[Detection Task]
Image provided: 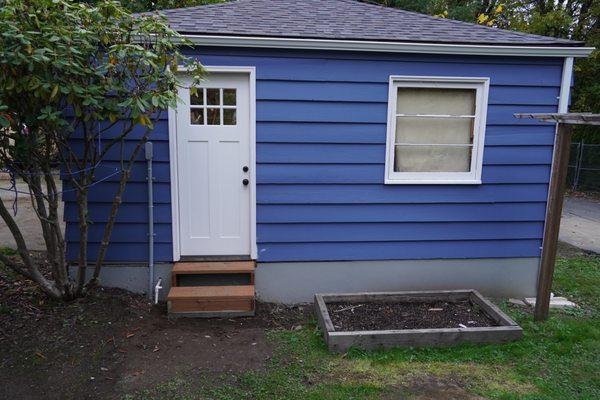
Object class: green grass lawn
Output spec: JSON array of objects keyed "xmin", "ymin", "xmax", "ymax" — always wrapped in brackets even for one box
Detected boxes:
[{"xmin": 127, "ymin": 255, "xmax": 597, "ymax": 399}]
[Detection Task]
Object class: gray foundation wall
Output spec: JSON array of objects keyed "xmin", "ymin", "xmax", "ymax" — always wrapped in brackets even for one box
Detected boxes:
[
  {"xmin": 69, "ymin": 263, "xmax": 173, "ymax": 301},
  {"xmin": 255, "ymin": 258, "xmax": 540, "ymax": 304},
  {"xmin": 73, "ymin": 257, "xmax": 539, "ymax": 304}
]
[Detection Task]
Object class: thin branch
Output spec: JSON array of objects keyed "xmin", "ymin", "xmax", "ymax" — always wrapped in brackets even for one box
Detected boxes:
[{"xmin": 89, "ymin": 128, "xmax": 151, "ymax": 284}]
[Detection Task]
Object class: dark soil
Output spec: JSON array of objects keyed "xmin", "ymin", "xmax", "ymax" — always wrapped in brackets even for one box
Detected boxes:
[
  {"xmin": 0, "ymin": 263, "xmax": 310, "ymax": 400},
  {"xmin": 327, "ymin": 300, "xmax": 498, "ymax": 331},
  {"xmin": 557, "ymin": 240, "xmax": 597, "ymax": 259},
  {"xmin": 566, "ymin": 189, "xmax": 600, "ymax": 202}
]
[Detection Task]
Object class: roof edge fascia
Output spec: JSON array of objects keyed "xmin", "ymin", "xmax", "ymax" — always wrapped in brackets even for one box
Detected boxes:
[{"xmin": 182, "ymin": 34, "xmax": 594, "ymax": 58}]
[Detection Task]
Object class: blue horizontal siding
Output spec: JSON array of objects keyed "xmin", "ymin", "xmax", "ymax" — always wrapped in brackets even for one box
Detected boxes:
[
  {"xmin": 257, "ymin": 81, "xmax": 560, "ymax": 106},
  {"xmin": 258, "ymin": 122, "xmax": 386, "ymax": 144},
  {"xmin": 64, "ymin": 203, "xmax": 171, "ymax": 223},
  {"xmin": 69, "ymin": 220, "xmax": 544, "ymax": 244},
  {"xmin": 63, "ymin": 182, "xmax": 172, "ymax": 203},
  {"xmin": 257, "ymin": 222, "xmax": 544, "ymax": 242},
  {"xmin": 93, "ymin": 161, "xmax": 171, "ymax": 183},
  {"xmin": 66, "ymin": 239, "xmax": 541, "ymax": 262},
  {"xmin": 63, "ymin": 182, "xmax": 550, "ymax": 205},
  {"xmin": 66, "ymin": 223, "xmax": 172, "ymax": 243},
  {"xmin": 196, "ymin": 53, "xmax": 562, "ymax": 86},
  {"xmin": 65, "ymin": 202, "xmax": 546, "ymax": 224},
  {"xmin": 257, "ymin": 203, "xmax": 547, "ymax": 223},
  {"xmin": 67, "ymin": 243, "xmax": 173, "ymax": 262},
  {"xmin": 64, "ymin": 47, "xmax": 563, "ymax": 263},
  {"xmin": 257, "ymin": 164, "xmax": 551, "ymax": 184},
  {"xmin": 69, "ymin": 140, "xmax": 170, "ymax": 162},
  {"xmin": 64, "ymin": 201, "xmax": 547, "ymax": 224},
  {"xmin": 257, "ymin": 240, "xmax": 542, "ymax": 262},
  {"xmin": 256, "ymin": 184, "xmax": 549, "ymax": 204}
]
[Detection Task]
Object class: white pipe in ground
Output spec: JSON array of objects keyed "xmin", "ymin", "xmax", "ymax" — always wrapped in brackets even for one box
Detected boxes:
[{"xmin": 154, "ymin": 278, "xmax": 162, "ymax": 305}]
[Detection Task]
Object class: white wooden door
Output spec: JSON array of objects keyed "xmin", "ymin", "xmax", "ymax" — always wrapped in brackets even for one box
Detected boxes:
[{"xmin": 176, "ymin": 73, "xmax": 251, "ymax": 256}]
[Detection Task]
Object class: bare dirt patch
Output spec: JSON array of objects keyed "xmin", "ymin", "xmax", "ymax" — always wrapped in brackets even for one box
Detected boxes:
[
  {"xmin": 327, "ymin": 301, "xmax": 497, "ymax": 331},
  {"xmin": 0, "ymin": 269, "xmax": 310, "ymax": 400},
  {"xmin": 396, "ymin": 375, "xmax": 488, "ymax": 399}
]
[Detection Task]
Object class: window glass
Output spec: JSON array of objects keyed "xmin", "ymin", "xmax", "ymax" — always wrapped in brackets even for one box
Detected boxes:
[
  {"xmin": 223, "ymin": 89, "xmax": 237, "ymax": 106},
  {"xmin": 207, "ymin": 108, "xmax": 220, "ymax": 125},
  {"xmin": 190, "ymin": 108, "xmax": 204, "ymax": 125},
  {"xmin": 206, "ymin": 88, "xmax": 220, "ymax": 105},
  {"xmin": 395, "ymin": 146, "xmax": 472, "ymax": 172},
  {"xmin": 190, "ymin": 88, "xmax": 204, "ymax": 105},
  {"xmin": 394, "ymin": 87, "xmax": 476, "ymax": 173},
  {"xmin": 396, "ymin": 88, "xmax": 475, "ymax": 115},
  {"xmin": 395, "ymin": 117, "xmax": 474, "ymax": 145},
  {"xmin": 223, "ymin": 109, "xmax": 237, "ymax": 125}
]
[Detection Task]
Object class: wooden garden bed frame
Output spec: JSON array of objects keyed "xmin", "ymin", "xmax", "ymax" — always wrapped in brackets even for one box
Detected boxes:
[{"xmin": 314, "ymin": 290, "xmax": 523, "ymax": 353}]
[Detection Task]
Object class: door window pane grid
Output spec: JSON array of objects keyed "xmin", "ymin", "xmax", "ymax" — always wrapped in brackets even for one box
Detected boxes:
[{"xmin": 190, "ymin": 88, "xmax": 237, "ymax": 126}]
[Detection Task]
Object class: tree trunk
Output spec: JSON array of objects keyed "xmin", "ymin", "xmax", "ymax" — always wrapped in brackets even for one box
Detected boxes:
[
  {"xmin": 75, "ymin": 188, "xmax": 89, "ymax": 296},
  {"xmin": 0, "ymin": 196, "xmax": 62, "ymax": 298},
  {"xmin": 44, "ymin": 172, "xmax": 70, "ymax": 294}
]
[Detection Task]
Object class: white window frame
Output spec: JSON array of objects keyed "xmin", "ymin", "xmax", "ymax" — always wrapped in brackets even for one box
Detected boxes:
[{"xmin": 384, "ymin": 76, "xmax": 490, "ymax": 185}]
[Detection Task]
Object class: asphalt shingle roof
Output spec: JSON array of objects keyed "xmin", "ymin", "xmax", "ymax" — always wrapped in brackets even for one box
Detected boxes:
[{"xmin": 156, "ymin": 0, "xmax": 581, "ymax": 47}]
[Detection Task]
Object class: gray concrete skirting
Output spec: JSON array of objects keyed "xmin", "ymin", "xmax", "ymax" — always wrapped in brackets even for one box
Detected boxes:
[
  {"xmin": 255, "ymin": 258, "xmax": 540, "ymax": 304},
  {"xmin": 69, "ymin": 263, "xmax": 173, "ymax": 301},
  {"xmin": 71, "ymin": 257, "xmax": 539, "ymax": 304}
]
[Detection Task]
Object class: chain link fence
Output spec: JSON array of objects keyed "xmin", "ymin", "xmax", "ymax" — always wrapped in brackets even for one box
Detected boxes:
[{"xmin": 568, "ymin": 142, "xmax": 600, "ymax": 192}]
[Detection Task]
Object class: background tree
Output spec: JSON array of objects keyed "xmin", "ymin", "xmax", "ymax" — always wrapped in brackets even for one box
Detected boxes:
[
  {"xmin": 372, "ymin": 0, "xmax": 599, "ymax": 142},
  {"xmin": 75, "ymin": 0, "xmax": 224, "ymax": 13},
  {"xmin": 0, "ymin": 0, "xmax": 204, "ymax": 299}
]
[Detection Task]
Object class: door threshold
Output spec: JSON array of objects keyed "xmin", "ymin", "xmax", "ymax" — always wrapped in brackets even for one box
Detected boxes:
[{"xmin": 180, "ymin": 255, "xmax": 253, "ymax": 262}]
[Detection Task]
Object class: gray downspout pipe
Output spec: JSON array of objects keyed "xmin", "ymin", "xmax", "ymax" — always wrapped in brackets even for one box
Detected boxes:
[{"xmin": 145, "ymin": 142, "xmax": 155, "ymax": 300}]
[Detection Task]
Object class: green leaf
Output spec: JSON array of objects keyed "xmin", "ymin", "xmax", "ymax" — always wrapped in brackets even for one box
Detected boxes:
[{"xmin": 50, "ymin": 85, "xmax": 59, "ymax": 100}]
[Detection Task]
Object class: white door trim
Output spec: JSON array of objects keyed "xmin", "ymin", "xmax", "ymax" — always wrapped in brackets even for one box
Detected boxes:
[{"xmin": 169, "ymin": 66, "xmax": 257, "ymax": 261}]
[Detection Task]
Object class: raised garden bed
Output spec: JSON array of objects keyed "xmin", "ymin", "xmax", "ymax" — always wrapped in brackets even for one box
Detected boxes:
[{"xmin": 314, "ymin": 290, "xmax": 522, "ymax": 353}]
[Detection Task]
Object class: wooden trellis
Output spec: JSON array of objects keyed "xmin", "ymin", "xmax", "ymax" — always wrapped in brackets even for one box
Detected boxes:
[{"xmin": 514, "ymin": 113, "xmax": 600, "ymax": 321}]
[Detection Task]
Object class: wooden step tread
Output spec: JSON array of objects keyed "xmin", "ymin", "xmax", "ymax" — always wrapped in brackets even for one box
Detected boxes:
[
  {"xmin": 167, "ymin": 285, "xmax": 254, "ymax": 301},
  {"xmin": 172, "ymin": 261, "xmax": 255, "ymax": 275}
]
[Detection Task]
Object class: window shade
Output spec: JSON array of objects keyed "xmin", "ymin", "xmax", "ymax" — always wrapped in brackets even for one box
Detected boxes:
[{"xmin": 394, "ymin": 88, "xmax": 476, "ymax": 173}]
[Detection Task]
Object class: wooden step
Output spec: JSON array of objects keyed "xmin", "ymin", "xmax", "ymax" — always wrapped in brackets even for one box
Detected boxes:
[
  {"xmin": 167, "ymin": 285, "xmax": 255, "ymax": 317},
  {"xmin": 167, "ymin": 285, "xmax": 254, "ymax": 300},
  {"xmin": 172, "ymin": 261, "xmax": 255, "ymax": 275}
]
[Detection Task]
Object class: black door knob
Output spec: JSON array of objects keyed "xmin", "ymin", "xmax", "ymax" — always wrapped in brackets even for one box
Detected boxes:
[
  {"xmin": 242, "ymin": 179, "xmax": 249, "ymax": 186},
  {"xmin": 242, "ymin": 166, "xmax": 249, "ymax": 172}
]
